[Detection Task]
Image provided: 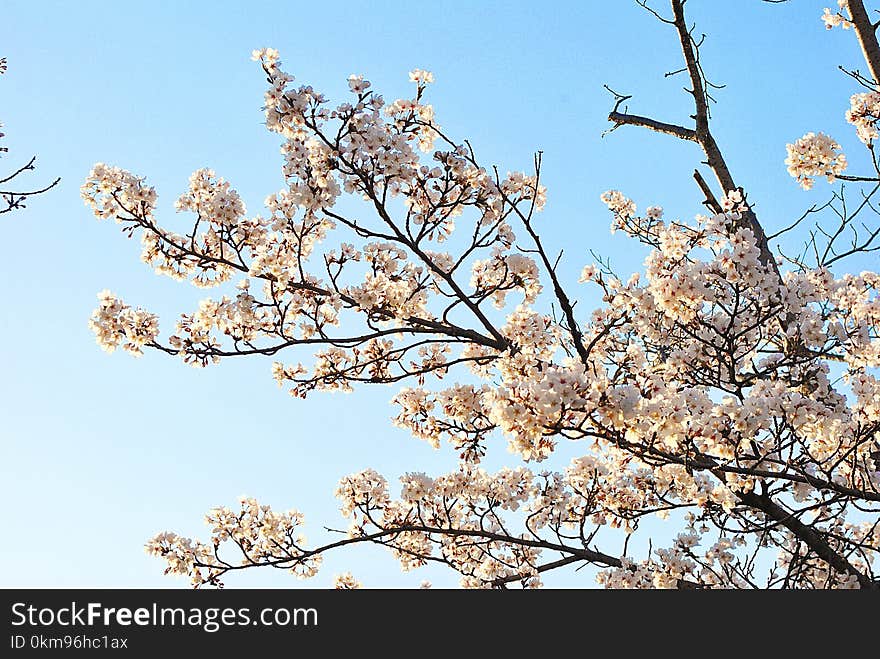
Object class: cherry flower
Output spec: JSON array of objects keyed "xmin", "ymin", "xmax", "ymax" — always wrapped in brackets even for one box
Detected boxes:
[
  {"xmin": 846, "ymin": 92, "xmax": 880, "ymax": 144},
  {"xmin": 332, "ymin": 573, "xmax": 362, "ymax": 589},
  {"xmin": 409, "ymin": 69, "xmax": 435, "ymax": 85},
  {"xmin": 785, "ymin": 132, "xmax": 847, "ymax": 189},
  {"xmin": 822, "ymin": 1, "xmax": 853, "ymax": 29},
  {"xmin": 89, "ymin": 290, "xmax": 159, "ymax": 357}
]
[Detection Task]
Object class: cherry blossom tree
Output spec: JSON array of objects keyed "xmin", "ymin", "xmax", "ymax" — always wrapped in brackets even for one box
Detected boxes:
[
  {"xmin": 83, "ymin": 1, "xmax": 880, "ymax": 589},
  {"xmin": 1, "ymin": 58, "xmax": 59, "ymax": 215}
]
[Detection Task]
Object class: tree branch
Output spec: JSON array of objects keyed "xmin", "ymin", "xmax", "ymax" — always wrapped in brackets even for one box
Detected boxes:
[
  {"xmin": 606, "ymin": 111, "xmax": 696, "ymax": 141},
  {"xmin": 668, "ymin": 0, "xmax": 777, "ymax": 269},
  {"xmin": 693, "ymin": 168, "xmax": 722, "ymax": 213},
  {"xmin": 736, "ymin": 490, "xmax": 877, "ymax": 589},
  {"xmin": 846, "ymin": 0, "xmax": 880, "ymax": 87}
]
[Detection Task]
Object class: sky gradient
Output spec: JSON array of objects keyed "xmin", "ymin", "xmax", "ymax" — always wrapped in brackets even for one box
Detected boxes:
[{"xmin": 0, "ymin": 0, "xmax": 868, "ymax": 587}]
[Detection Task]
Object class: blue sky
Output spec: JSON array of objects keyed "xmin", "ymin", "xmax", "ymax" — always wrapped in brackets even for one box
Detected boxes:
[{"xmin": 0, "ymin": 0, "xmax": 869, "ymax": 587}]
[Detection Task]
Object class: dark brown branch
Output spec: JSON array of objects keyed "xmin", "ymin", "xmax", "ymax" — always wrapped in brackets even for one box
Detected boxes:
[
  {"xmin": 669, "ymin": 0, "xmax": 778, "ymax": 269},
  {"xmin": 0, "ymin": 155, "xmax": 37, "ymax": 184},
  {"xmin": 490, "ymin": 555, "xmax": 582, "ymax": 586},
  {"xmin": 606, "ymin": 111, "xmax": 696, "ymax": 141},
  {"xmin": 836, "ymin": 173, "xmax": 880, "ymax": 182},
  {"xmin": 846, "ymin": 0, "xmax": 880, "ymax": 87},
  {"xmin": 198, "ymin": 523, "xmax": 626, "ymax": 575},
  {"xmin": 0, "ymin": 156, "xmax": 60, "ymax": 215},
  {"xmin": 120, "ymin": 208, "xmax": 506, "ymax": 352},
  {"xmin": 617, "ymin": 437, "xmax": 880, "ymax": 504},
  {"xmin": 736, "ymin": 490, "xmax": 877, "ymax": 589},
  {"xmin": 597, "ymin": 1, "xmax": 871, "ymax": 586},
  {"xmin": 606, "ymin": 2, "xmax": 778, "ymax": 269},
  {"xmin": 693, "ymin": 169, "xmax": 722, "ymax": 214},
  {"xmin": 502, "ymin": 153, "xmax": 591, "ymax": 366},
  {"xmin": 195, "ymin": 520, "xmax": 706, "ymax": 589}
]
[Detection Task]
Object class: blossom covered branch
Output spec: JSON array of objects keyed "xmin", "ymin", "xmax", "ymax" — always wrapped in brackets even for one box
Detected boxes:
[{"xmin": 85, "ymin": 3, "xmax": 880, "ymax": 588}]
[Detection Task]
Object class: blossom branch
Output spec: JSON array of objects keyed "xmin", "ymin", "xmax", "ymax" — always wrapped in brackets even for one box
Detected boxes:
[{"xmin": 83, "ymin": 25, "xmax": 880, "ymax": 589}]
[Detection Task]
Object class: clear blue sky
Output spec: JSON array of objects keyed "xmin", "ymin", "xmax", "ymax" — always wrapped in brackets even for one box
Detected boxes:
[{"xmin": 0, "ymin": 0, "xmax": 867, "ymax": 587}]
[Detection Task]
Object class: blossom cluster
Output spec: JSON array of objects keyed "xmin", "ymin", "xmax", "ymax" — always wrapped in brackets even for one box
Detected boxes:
[
  {"xmin": 785, "ymin": 132, "xmax": 847, "ymax": 189},
  {"xmin": 88, "ymin": 290, "xmax": 159, "ymax": 356},
  {"xmin": 846, "ymin": 92, "xmax": 880, "ymax": 144},
  {"xmin": 145, "ymin": 496, "xmax": 321, "ymax": 587},
  {"xmin": 81, "ymin": 163, "xmax": 157, "ymax": 221},
  {"xmin": 333, "ymin": 572, "xmax": 362, "ymax": 589},
  {"xmin": 822, "ymin": 1, "xmax": 853, "ymax": 30}
]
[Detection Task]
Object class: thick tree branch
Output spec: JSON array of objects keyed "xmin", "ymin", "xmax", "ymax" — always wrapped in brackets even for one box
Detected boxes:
[
  {"xmin": 670, "ymin": 0, "xmax": 778, "ymax": 270},
  {"xmin": 846, "ymin": 0, "xmax": 880, "ymax": 87},
  {"xmin": 736, "ymin": 490, "xmax": 877, "ymax": 589},
  {"xmin": 606, "ymin": 111, "xmax": 697, "ymax": 141},
  {"xmin": 601, "ymin": 1, "xmax": 878, "ymax": 585},
  {"xmin": 607, "ymin": 1, "xmax": 778, "ymax": 269},
  {"xmin": 670, "ymin": 1, "xmax": 734, "ymax": 190},
  {"xmin": 693, "ymin": 169, "xmax": 722, "ymax": 213}
]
